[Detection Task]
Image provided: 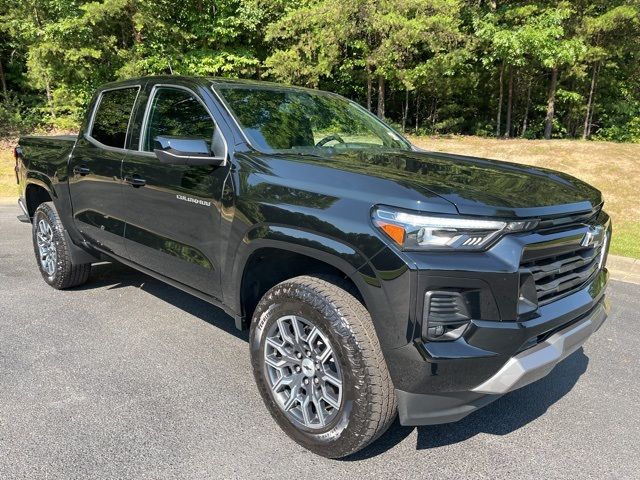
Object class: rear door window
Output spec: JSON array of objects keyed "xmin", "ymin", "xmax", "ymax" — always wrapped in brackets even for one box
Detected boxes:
[{"xmin": 90, "ymin": 87, "xmax": 139, "ymax": 148}]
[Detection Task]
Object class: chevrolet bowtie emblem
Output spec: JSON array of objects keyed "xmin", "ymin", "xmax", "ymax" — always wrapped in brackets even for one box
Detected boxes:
[{"xmin": 581, "ymin": 225, "xmax": 604, "ymax": 248}]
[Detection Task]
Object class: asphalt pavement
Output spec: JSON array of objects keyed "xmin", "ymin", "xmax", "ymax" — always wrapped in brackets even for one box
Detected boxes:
[{"xmin": 0, "ymin": 200, "xmax": 638, "ymax": 479}]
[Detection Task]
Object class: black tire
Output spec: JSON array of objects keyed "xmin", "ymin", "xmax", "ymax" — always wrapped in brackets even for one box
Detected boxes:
[
  {"xmin": 250, "ymin": 275, "xmax": 397, "ymax": 458},
  {"xmin": 32, "ymin": 202, "xmax": 91, "ymax": 289}
]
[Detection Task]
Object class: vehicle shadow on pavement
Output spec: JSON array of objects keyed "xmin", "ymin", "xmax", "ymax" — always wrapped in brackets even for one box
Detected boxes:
[
  {"xmin": 345, "ymin": 346, "xmax": 589, "ymax": 460},
  {"xmin": 78, "ymin": 261, "xmax": 249, "ymax": 341}
]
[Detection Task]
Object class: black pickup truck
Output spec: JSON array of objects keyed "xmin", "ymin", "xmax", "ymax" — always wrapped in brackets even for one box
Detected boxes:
[{"xmin": 14, "ymin": 76, "xmax": 611, "ymax": 458}]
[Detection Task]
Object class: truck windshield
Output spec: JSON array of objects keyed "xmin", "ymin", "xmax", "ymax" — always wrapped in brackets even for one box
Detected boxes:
[{"xmin": 216, "ymin": 86, "xmax": 411, "ymax": 153}]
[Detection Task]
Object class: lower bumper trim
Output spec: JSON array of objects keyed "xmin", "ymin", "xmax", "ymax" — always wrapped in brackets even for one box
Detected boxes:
[
  {"xmin": 397, "ymin": 390, "xmax": 499, "ymax": 426},
  {"xmin": 471, "ymin": 300, "xmax": 608, "ymax": 395}
]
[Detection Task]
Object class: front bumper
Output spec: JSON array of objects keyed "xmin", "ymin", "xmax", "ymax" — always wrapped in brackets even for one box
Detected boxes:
[
  {"xmin": 361, "ymin": 208, "xmax": 611, "ymax": 426},
  {"xmin": 397, "ymin": 294, "xmax": 608, "ymax": 426}
]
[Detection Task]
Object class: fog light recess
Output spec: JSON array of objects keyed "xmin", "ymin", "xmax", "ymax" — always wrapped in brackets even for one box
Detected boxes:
[{"xmin": 422, "ymin": 290, "xmax": 471, "ymax": 341}]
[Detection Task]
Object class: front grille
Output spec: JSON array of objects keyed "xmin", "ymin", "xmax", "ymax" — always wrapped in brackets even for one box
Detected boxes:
[
  {"xmin": 520, "ymin": 238, "xmax": 605, "ymax": 305},
  {"xmin": 535, "ymin": 208, "xmax": 600, "ymax": 231}
]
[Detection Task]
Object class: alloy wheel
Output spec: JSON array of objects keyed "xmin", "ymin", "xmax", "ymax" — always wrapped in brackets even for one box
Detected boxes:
[
  {"xmin": 264, "ymin": 315, "xmax": 343, "ymax": 430},
  {"xmin": 36, "ymin": 218, "xmax": 56, "ymax": 276}
]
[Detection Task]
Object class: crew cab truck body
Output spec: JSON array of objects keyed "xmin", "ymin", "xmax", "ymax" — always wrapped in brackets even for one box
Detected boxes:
[{"xmin": 15, "ymin": 76, "xmax": 611, "ymax": 458}]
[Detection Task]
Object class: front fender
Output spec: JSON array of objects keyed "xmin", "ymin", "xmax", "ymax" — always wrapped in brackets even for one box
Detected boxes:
[
  {"xmin": 247, "ymin": 224, "xmax": 370, "ymax": 272},
  {"xmin": 225, "ymin": 224, "xmax": 415, "ymax": 352},
  {"xmin": 226, "ymin": 224, "xmax": 374, "ymax": 309}
]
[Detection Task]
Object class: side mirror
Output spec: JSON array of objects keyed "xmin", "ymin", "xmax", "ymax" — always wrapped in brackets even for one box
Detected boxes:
[{"xmin": 153, "ymin": 136, "xmax": 226, "ymax": 166}]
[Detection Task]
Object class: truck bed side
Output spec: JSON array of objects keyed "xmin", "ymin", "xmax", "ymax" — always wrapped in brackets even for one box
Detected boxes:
[{"xmin": 17, "ymin": 134, "xmax": 78, "ymax": 220}]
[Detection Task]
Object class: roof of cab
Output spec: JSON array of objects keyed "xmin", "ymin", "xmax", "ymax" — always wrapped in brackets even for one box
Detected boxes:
[{"xmin": 96, "ymin": 75, "xmax": 330, "ymax": 95}]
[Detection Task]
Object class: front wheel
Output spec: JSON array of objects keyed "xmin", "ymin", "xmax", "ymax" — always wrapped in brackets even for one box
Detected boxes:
[
  {"xmin": 32, "ymin": 202, "xmax": 91, "ymax": 289},
  {"xmin": 250, "ymin": 275, "xmax": 396, "ymax": 458}
]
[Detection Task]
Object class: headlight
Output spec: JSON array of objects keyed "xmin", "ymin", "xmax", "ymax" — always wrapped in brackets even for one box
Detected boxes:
[{"xmin": 373, "ymin": 206, "xmax": 537, "ymax": 251}]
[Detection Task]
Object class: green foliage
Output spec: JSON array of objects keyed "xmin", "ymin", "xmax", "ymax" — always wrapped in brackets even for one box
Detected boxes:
[
  {"xmin": 596, "ymin": 116, "xmax": 640, "ymax": 143},
  {"xmin": 0, "ymin": 0, "xmax": 638, "ymax": 141}
]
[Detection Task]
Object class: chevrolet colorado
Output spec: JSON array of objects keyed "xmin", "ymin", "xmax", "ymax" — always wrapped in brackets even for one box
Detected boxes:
[{"xmin": 14, "ymin": 76, "xmax": 611, "ymax": 458}]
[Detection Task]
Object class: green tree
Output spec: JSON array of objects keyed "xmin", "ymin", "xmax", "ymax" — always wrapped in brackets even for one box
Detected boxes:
[
  {"xmin": 0, "ymin": 0, "xmax": 638, "ymax": 141},
  {"xmin": 264, "ymin": 0, "xmax": 465, "ymax": 119}
]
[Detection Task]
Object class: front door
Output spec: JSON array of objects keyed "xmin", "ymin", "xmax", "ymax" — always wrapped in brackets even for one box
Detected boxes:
[
  {"xmin": 69, "ymin": 85, "xmax": 141, "ymax": 256},
  {"xmin": 121, "ymin": 85, "xmax": 230, "ymax": 299}
]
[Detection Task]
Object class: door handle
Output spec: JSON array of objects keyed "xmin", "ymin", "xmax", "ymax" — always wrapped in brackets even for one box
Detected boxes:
[
  {"xmin": 73, "ymin": 165, "xmax": 91, "ymax": 176},
  {"xmin": 124, "ymin": 174, "xmax": 146, "ymax": 188}
]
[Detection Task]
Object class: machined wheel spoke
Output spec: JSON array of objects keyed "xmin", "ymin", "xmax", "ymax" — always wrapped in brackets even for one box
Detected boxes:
[
  {"xmin": 320, "ymin": 367, "xmax": 342, "ymax": 388},
  {"xmin": 320, "ymin": 385, "xmax": 341, "ymax": 410},
  {"xmin": 264, "ymin": 354, "xmax": 288, "ymax": 369},
  {"xmin": 276, "ymin": 317, "xmax": 296, "ymax": 346},
  {"xmin": 316, "ymin": 346, "xmax": 332, "ymax": 364},
  {"xmin": 312, "ymin": 397, "xmax": 325, "ymax": 427},
  {"xmin": 271, "ymin": 373, "xmax": 297, "ymax": 393},
  {"xmin": 290, "ymin": 317, "xmax": 309, "ymax": 351},
  {"xmin": 300, "ymin": 395, "xmax": 313, "ymax": 425},
  {"xmin": 283, "ymin": 385, "xmax": 300, "ymax": 411},
  {"xmin": 265, "ymin": 337, "xmax": 299, "ymax": 366},
  {"xmin": 305, "ymin": 327, "xmax": 319, "ymax": 347}
]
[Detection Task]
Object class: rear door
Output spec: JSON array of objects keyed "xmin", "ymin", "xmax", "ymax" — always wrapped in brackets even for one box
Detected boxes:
[
  {"xmin": 120, "ymin": 83, "xmax": 231, "ymax": 299},
  {"xmin": 69, "ymin": 85, "xmax": 141, "ymax": 256}
]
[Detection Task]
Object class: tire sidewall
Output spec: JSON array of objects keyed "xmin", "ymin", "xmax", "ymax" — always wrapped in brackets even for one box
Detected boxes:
[{"xmin": 250, "ymin": 282, "xmax": 370, "ymax": 457}]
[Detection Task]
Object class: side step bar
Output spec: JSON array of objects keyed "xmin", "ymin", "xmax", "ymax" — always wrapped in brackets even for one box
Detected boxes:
[{"xmin": 17, "ymin": 198, "xmax": 30, "ymax": 223}]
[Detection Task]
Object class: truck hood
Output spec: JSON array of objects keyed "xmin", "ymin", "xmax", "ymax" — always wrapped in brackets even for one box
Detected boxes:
[{"xmin": 248, "ymin": 149, "xmax": 603, "ymax": 219}]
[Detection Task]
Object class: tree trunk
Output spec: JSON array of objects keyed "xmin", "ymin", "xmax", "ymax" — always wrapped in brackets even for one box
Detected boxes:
[
  {"xmin": 587, "ymin": 93, "xmax": 596, "ymax": 137},
  {"xmin": 0, "ymin": 57, "xmax": 8, "ymax": 103},
  {"xmin": 521, "ymin": 77, "xmax": 532, "ymax": 137},
  {"xmin": 415, "ymin": 93, "xmax": 420, "ymax": 133},
  {"xmin": 432, "ymin": 98, "xmax": 438, "ymax": 132},
  {"xmin": 44, "ymin": 76, "xmax": 55, "ymax": 118},
  {"xmin": 377, "ymin": 75, "xmax": 385, "ymax": 119},
  {"xmin": 544, "ymin": 67, "xmax": 558, "ymax": 140},
  {"xmin": 582, "ymin": 62, "xmax": 599, "ymax": 140},
  {"xmin": 504, "ymin": 66, "xmax": 514, "ymax": 138},
  {"xmin": 496, "ymin": 62, "xmax": 504, "ymax": 137},
  {"xmin": 402, "ymin": 87, "xmax": 409, "ymax": 131},
  {"xmin": 366, "ymin": 67, "xmax": 372, "ymax": 112}
]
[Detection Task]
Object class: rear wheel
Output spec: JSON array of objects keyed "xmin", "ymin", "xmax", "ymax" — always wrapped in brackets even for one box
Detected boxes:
[
  {"xmin": 32, "ymin": 202, "xmax": 91, "ymax": 289},
  {"xmin": 250, "ymin": 275, "xmax": 396, "ymax": 458}
]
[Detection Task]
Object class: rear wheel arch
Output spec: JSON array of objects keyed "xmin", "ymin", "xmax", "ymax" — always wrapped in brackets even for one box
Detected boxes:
[{"xmin": 25, "ymin": 183, "xmax": 53, "ymax": 219}]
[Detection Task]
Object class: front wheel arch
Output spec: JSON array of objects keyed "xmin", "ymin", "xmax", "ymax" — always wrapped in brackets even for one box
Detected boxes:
[{"xmin": 237, "ymin": 245, "xmax": 368, "ymax": 329}]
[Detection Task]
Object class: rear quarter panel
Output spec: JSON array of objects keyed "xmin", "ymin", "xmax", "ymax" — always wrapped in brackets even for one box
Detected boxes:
[{"xmin": 18, "ymin": 135, "xmax": 78, "ymax": 229}]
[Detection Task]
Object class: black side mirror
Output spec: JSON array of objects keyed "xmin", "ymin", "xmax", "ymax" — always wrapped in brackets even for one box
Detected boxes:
[{"xmin": 153, "ymin": 136, "xmax": 226, "ymax": 166}]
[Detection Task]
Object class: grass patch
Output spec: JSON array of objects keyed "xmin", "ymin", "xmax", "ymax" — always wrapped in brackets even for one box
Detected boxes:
[
  {"xmin": 0, "ymin": 144, "xmax": 18, "ymax": 199},
  {"xmin": 610, "ymin": 222, "xmax": 640, "ymax": 259}
]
